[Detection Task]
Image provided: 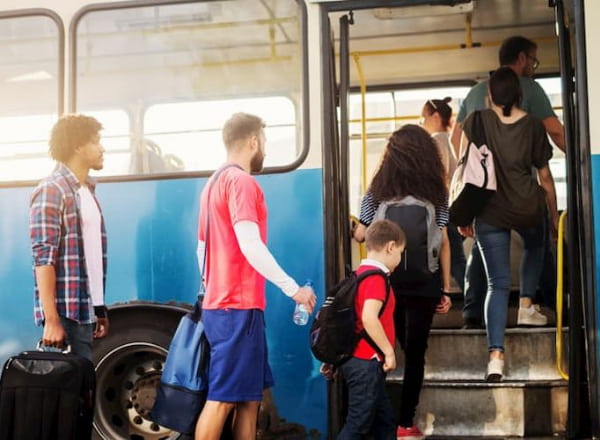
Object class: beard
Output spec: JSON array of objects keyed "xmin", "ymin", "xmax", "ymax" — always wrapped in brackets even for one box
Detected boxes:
[
  {"xmin": 91, "ymin": 157, "xmax": 104, "ymax": 171},
  {"xmin": 250, "ymin": 149, "xmax": 265, "ymax": 173}
]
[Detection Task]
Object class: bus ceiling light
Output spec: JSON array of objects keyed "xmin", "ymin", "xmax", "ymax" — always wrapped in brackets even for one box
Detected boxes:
[
  {"xmin": 6, "ymin": 70, "xmax": 53, "ymax": 82},
  {"xmin": 373, "ymin": 2, "xmax": 474, "ymax": 19}
]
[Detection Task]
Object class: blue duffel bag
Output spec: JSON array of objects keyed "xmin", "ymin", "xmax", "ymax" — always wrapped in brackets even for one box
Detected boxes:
[{"xmin": 151, "ymin": 299, "xmax": 209, "ymax": 434}]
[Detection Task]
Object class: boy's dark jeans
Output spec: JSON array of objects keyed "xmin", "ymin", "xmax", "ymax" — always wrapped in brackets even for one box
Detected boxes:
[{"xmin": 338, "ymin": 358, "xmax": 396, "ymax": 439}]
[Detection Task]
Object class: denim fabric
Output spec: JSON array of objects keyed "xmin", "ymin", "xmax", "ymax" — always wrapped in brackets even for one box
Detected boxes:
[
  {"xmin": 59, "ymin": 316, "xmax": 94, "ymax": 360},
  {"xmin": 338, "ymin": 358, "xmax": 396, "ymax": 440},
  {"xmin": 474, "ymin": 219, "xmax": 545, "ymax": 351},
  {"xmin": 462, "ymin": 242, "xmax": 487, "ymax": 324},
  {"xmin": 448, "ymin": 223, "xmax": 466, "ymax": 293},
  {"xmin": 538, "ymin": 213, "xmax": 557, "ymax": 310},
  {"xmin": 395, "ymin": 296, "xmax": 438, "ymax": 427}
]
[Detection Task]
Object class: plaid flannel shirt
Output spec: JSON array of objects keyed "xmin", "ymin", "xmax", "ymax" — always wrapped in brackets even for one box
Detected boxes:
[{"xmin": 30, "ymin": 163, "xmax": 107, "ymax": 326}]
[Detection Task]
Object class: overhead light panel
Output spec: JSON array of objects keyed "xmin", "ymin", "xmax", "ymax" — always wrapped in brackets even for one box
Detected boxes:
[
  {"xmin": 373, "ymin": 2, "xmax": 474, "ymax": 19},
  {"xmin": 6, "ymin": 71, "xmax": 53, "ymax": 83}
]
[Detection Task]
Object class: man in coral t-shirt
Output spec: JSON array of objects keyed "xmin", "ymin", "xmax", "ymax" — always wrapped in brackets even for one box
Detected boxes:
[{"xmin": 194, "ymin": 113, "xmax": 316, "ymax": 440}]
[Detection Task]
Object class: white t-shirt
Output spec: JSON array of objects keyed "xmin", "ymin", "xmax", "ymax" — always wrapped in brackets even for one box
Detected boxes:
[
  {"xmin": 432, "ymin": 131, "xmax": 457, "ymax": 186},
  {"xmin": 78, "ymin": 186, "xmax": 104, "ymax": 307}
]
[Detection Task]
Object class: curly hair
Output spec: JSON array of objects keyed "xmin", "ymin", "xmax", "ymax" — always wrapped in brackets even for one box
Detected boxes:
[
  {"xmin": 49, "ymin": 114, "xmax": 102, "ymax": 162},
  {"xmin": 369, "ymin": 124, "xmax": 447, "ymax": 206}
]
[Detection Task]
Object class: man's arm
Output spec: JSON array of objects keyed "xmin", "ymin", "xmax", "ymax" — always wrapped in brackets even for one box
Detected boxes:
[
  {"xmin": 30, "ymin": 183, "xmax": 65, "ymax": 346},
  {"xmin": 362, "ymin": 299, "xmax": 395, "ymax": 372},
  {"xmin": 35, "ymin": 265, "xmax": 66, "ymax": 347},
  {"xmin": 233, "ymin": 220, "xmax": 315, "ymax": 312},
  {"xmin": 542, "ymin": 116, "xmax": 566, "ymax": 153}
]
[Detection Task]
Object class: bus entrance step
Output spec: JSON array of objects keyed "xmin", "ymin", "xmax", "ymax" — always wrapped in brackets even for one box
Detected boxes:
[
  {"xmin": 390, "ymin": 327, "xmax": 568, "ymax": 382},
  {"xmin": 386, "ymin": 380, "xmax": 567, "ymax": 438}
]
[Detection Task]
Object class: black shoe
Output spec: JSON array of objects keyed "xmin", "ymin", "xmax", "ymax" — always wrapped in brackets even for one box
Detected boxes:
[{"xmin": 462, "ymin": 319, "xmax": 484, "ymax": 329}]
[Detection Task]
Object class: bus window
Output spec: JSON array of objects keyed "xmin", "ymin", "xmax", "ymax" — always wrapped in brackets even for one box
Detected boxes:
[
  {"xmin": 74, "ymin": 0, "xmax": 303, "ymax": 177},
  {"xmin": 144, "ymin": 96, "xmax": 296, "ymax": 172},
  {"xmin": 0, "ymin": 14, "xmax": 61, "ymax": 183},
  {"xmin": 86, "ymin": 110, "xmax": 131, "ymax": 177}
]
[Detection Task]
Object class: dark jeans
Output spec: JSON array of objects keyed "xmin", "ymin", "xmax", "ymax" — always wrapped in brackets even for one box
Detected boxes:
[
  {"xmin": 448, "ymin": 223, "xmax": 466, "ymax": 293},
  {"xmin": 395, "ymin": 295, "xmax": 438, "ymax": 428},
  {"xmin": 462, "ymin": 242, "xmax": 487, "ymax": 325},
  {"xmin": 338, "ymin": 358, "xmax": 396, "ymax": 440},
  {"xmin": 539, "ymin": 213, "xmax": 557, "ymax": 310},
  {"xmin": 58, "ymin": 316, "xmax": 94, "ymax": 360}
]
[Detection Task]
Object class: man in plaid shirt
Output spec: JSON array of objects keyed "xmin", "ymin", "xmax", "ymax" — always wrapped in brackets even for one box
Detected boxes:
[{"xmin": 29, "ymin": 114, "xmax": 109, "ymax": 360}]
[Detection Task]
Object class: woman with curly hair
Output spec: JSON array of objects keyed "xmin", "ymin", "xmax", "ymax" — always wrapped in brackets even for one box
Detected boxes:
[{"xmin": 353, "ymin": 124, "xmax": 452, "ymax": 439}]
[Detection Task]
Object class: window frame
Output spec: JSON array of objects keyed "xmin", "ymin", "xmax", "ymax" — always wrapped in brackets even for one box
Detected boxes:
[
  {"xmin": 0, "ymin": 8, "xmax": 65, "ymax": 188},
  {"xmin": 69, "ymin": 0, "xmax": 310, "ymax": 182}
]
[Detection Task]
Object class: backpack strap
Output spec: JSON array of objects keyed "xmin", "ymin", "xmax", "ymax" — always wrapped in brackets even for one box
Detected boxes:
[
  {"xmin": 355, "ymin": 269, "xmax": 392, "ymax": 359},
  {"xmin": 471, "ymin": 110, "xmax": 488, "ymax": 148}
]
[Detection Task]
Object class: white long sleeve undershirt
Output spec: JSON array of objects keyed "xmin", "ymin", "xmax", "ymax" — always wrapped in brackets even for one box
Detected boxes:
[{"xmin": 197, "ymin": 220, "xmax": 299, "ymax": 297}]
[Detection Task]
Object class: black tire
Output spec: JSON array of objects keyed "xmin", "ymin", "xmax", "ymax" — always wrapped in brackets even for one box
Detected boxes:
[{"xmin": 91, "ymin": 304, "xmax": 189, "ymax": 440}]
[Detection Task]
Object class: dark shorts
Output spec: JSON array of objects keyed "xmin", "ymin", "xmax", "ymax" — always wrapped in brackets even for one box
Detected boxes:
[{"xmin": 203, "ymin": 309, "xmax": 274, "ymax": 402}]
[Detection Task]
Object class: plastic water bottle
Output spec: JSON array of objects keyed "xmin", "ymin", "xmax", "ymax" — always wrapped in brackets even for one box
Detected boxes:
[{"xmin": 293, "ymin": 280, "xmax": 313, "ymax": 326}]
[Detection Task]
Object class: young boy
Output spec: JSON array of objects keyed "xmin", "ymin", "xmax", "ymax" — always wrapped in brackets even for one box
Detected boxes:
[{"xmin": 336, "ymin": 219, "xmax": 406, "ymax": 439}]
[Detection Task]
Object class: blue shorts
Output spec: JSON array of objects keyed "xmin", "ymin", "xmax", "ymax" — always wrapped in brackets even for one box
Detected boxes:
[{"xmin": 203, "ymin": 309, "xmax": 274, "ymax": 402}]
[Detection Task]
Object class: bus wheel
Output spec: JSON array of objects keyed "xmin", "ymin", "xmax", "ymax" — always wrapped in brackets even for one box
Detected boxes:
[{"xmin": 91, "ymin": 305, "xmax": 189, "ymax": 440}]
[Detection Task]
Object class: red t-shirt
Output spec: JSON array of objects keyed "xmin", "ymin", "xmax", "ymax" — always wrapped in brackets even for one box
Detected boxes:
[
  {"xmin": 198, "ymin": 165, "xmax": 268, "ymax": 310},
  {"xmin": 353, "ymin": 264, "xmax": 395, "ymax": 360}
]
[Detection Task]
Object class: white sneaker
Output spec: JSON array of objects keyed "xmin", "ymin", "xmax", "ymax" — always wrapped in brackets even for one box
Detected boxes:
[
  {"xmin": 486, "ymin": 358, "xmax": 504, "ymax": 382},
  {"xmin": 517, "ymin": 305, "xmax": 548, "ymax": 326}
]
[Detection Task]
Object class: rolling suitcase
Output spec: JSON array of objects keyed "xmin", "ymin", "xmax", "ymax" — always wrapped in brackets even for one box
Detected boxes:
[{"xmin": 0, "ymin": 344, "xmax": 96, "ymax": 440}]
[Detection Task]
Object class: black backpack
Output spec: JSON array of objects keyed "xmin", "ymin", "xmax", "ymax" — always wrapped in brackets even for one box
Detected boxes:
[
  {"xmin": 373, "ymin": 196, "xmax": 442, "ymax": 283},
  {"xmin": 309, "ymin": 269, "xmax": 390, "ymax": 366}
]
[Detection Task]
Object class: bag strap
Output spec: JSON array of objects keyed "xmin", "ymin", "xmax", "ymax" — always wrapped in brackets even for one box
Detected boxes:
[
  {"xmin": 471, "ymin": 110, "xmax": 488, "ymax": 148},
  {"xmin": 355, "ymin": 269, "xmax": 392, "ymax": 359},
  {"xmin": 198, "ymin": 164, "xmax": 243, "ymax": 310}
]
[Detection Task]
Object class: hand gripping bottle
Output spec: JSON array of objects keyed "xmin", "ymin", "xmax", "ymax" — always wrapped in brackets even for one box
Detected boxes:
[{"xmin": 293, "ymin": 280, "xmax": 313, "ymax": 326}]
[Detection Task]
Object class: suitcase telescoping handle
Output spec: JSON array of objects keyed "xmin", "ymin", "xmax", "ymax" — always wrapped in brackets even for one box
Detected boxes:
[{"xmin": 37, "ymin": 340, "xmax": 72, "ymax": 354}]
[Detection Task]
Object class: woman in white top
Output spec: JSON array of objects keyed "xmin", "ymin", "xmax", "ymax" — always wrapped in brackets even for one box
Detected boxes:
[{"xmin": 421, "ymin": 97, "xmax": 466, "ymax": 295}]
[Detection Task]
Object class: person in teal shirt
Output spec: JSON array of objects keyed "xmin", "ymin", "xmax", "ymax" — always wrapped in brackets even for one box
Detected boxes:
[
  {"xmin": 451, "ymin": 36, "xmax": 565, "ymax": 155},
  {"xmin": 451, "ymin": 36, "xmax": 563, "ymax": 329}
]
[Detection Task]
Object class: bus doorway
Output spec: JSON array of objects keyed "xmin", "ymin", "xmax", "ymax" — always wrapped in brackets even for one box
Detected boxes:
[{"xmin": 319, "ymin": 0, "xmax": 597, "ymax": 437}]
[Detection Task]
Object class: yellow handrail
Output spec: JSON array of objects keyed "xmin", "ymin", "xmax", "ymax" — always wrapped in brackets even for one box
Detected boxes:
[
  {"xmin": 352, "ymin": 53, "xmax": 368, "ymax": 194},
  {"xmin": 556, "ymin": 211, "xmax": 569, "ymax": 380}
]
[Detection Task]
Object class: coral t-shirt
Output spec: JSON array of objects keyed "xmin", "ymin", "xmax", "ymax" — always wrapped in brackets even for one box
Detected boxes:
[
  {"xmin": 353, "ymin": 263, "xmax": 395, "ymax": 361},
  {"xmin": 198, "ymin": 165, "xmax": 268, "ymax": 310}
]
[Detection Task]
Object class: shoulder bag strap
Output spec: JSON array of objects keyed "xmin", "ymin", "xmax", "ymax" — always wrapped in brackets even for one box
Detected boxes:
[
  {"xmin": 199, "ymin": 164, "xmax": 243, "ymax": 297},
  {"xmin": 356, "ymin": 270, "xmax": 392, "ymax": 359},
  {"xmin": 471, "ymin": 110, "xmax": 488, "ymax": 148}
]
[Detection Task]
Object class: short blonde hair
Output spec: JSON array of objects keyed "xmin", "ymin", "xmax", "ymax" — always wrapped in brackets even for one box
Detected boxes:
[{"xmin": 222, "ymin": 113, "xmax": 265, "ymax": 151}]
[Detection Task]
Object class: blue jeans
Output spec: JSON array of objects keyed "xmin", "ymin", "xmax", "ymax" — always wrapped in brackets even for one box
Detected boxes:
[
  {"xmin": 474, "ymin": 219, "xmax": 545, "ymax": 352},
  {"xmin": 338, "ymin": 358, "xmax": 396, "ymax": 440},
  {"xmin": 448, "ymin": 223, "xmax": 466, "ymax": 293},
  {"xmin": 59, "ymin": 316, "xmax": 94, "ymax": 360}
]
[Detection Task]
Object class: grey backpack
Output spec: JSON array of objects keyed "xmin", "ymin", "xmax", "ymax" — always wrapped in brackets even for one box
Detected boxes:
[{"xmin": 373, "ymin": 196, "xmax": 442, "ymax": 282}]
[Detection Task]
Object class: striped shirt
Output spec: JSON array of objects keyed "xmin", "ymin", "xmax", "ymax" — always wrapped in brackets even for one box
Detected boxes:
[
  {"xmin": 30, "ymin": 163, "xmax": 107, "ymax": 326},
  {"xmin": 358, "ymin": 191, "xmax": 449, "ymax": 228}
]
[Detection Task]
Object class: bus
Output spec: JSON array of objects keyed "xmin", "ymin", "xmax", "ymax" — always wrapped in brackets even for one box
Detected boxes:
[{"xmin": 0, "ymin": 0, "xmax": 598, "ymax": 438}]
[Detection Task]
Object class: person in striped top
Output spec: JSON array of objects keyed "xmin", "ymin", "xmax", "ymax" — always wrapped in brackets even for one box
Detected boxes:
[{"xmin": 353, "ymin": 125, "xmax": 452, "ymax": 439}]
